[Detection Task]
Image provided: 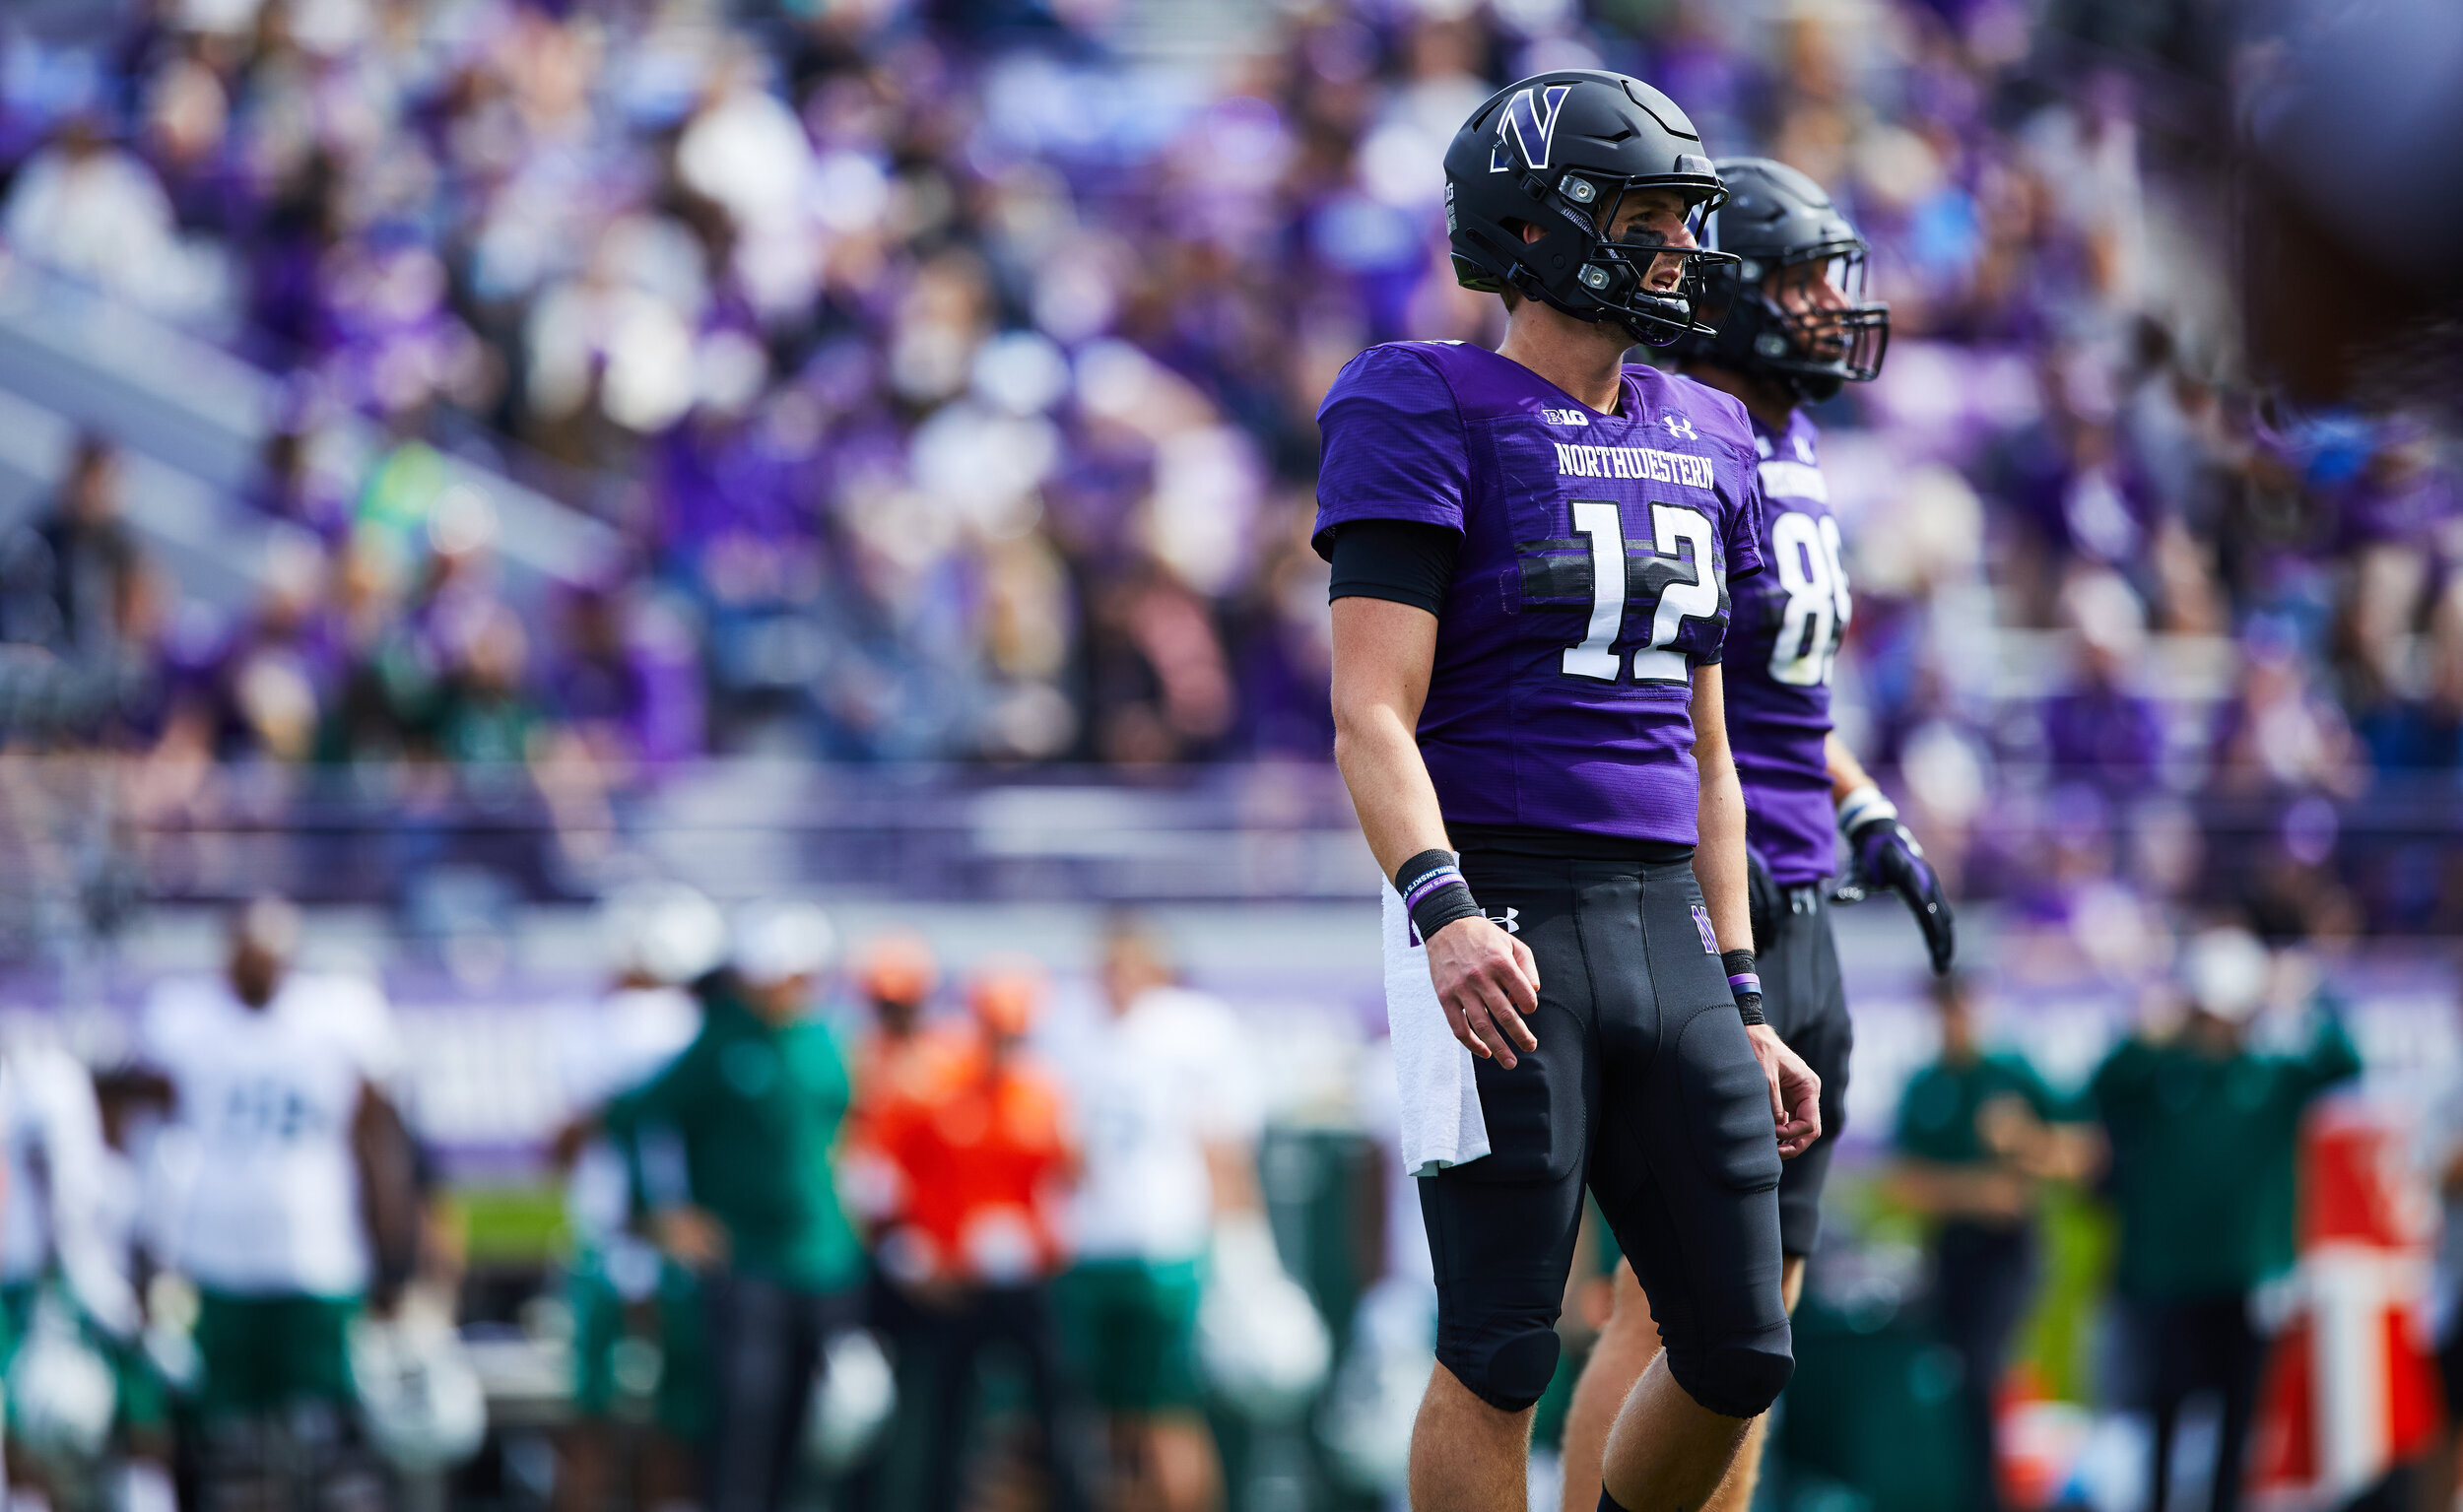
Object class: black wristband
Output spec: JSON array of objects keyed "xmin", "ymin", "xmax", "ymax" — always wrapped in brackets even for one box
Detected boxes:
[
  {"xmin": 1395, "ymin": 849, "xmax": 1482, "ymax": 947},
  {"xmin": 1721, "ymin": 949, "xmax": 1765, "ymax": 1026}
]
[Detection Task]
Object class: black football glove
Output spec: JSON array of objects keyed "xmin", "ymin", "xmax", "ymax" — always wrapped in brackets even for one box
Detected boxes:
[{"xmin": 1833, "ymin": 788, "xmax": 1956, "ymax": 974}]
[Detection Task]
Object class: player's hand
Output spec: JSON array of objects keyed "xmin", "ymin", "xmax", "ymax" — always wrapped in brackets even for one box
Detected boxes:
[
  {"xmin": 653, "ymin": 1205, "xmax": 729, "ymax": 1270},
  {"xmin": 1747, "ymin": 1023, "xmax": 1822, "ymax": 1159},
  {"xmin": 1842, "ymin": 814, "xmax": 1956, "ymax": 973},
  {"xmin": 1425, "ymin": 915, "xmax": 1541, "ymax": 1070}
]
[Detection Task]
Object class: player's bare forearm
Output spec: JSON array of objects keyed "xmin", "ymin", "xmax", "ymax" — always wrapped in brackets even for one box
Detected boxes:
[
  {"xmin": 1698, "ymin": 665, "xmax": 1819, "ymax": 1153},
  {"xmin": 1689, "ymin": 664, "xmax": 1752, "ymax": 952},
  {"xmin": 1331, "ymin": 594, "xmax": 1540, "ymax": 1065},
  {"xmin": 1330, "ymin": 596, "xmax": 1450, "ymax": 875},
  {"xmin": 1204, "ymin": 1139, "xmax": 1264, "ymax": 1215},
  {"xmin": 1824, "ymin": 731, "xmax": 1876, "ymax": 805}
]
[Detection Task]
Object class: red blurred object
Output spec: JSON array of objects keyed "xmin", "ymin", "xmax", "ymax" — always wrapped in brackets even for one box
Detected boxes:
[
  {"xmin": 1994, "ymin": 1363, "xmax": 2094, "ymax": 1511},
  {"xmin": 857, "ymin": 1034, "xmax": 1074, "ymax": 1285},
  {"xmin": 2252, "ymin": 1107, "xmax": 2443, "ymax": 1502}
]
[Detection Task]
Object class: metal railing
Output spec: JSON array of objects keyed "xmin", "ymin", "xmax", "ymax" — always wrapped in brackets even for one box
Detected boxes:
[{"xmin": 0, "ymin": 753, "xmax": 2453, "ymax": 920}]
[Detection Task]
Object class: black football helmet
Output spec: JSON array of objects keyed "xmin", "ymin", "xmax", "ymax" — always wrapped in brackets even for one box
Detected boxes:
[
  {"xmin": 1676, "ymin": 158, "xmax": 1888, "ymax": 401},
  {"xmin": 1444, "ymin": 71, "xmax": 1739, "ymax": 348}
]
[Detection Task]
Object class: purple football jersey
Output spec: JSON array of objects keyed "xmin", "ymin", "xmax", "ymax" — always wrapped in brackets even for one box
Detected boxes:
[
  {"xmin": 1722, "ymin": 409, "xmax": 1848, "ymax": 885},
  {"xmin": 1313, "ymin": 342, "xmax": 1765, "ymax": 847}
]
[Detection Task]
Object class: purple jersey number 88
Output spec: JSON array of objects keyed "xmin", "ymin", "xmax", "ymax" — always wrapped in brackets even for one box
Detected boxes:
[{"xmin": 1765, "ymin": 510, "xmax": 1850, "ymax": 688}]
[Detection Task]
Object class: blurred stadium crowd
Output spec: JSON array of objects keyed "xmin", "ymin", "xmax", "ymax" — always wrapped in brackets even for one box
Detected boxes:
[{"xmin": 0, "ymin": 0, "xmax": 2456, "ymax": 934}]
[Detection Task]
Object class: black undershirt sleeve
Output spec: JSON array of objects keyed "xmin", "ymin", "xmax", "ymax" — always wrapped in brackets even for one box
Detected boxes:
[{"xmin": 1326, "ymin": 518, "xmax": 1462, "ymax": 616}]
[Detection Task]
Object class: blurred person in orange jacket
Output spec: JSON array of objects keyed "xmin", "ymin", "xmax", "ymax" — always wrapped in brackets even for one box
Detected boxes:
[
  {"xmin": 837, "ymin": 928, "xmax": 966, "ymax": 1506},
  {"xmin": 858, "ymin": 958, "xmax": 1089, "ymax": 1512},
  {"xmin": 843, "ymin": 930, "xmax": 965, "ymax": 1150}
]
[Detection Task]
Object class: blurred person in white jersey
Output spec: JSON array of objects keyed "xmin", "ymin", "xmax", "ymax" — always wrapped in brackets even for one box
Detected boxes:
[
  {"xmin": 136, "ymin": 896, "xmax": 420, "ymax": 1481},
  {"xmin": 549, "ymin": 880, "xmax": 727, "ymax": 1512},
  {"xmin": 0, "ymin": 1037, "xmax": 163, "ymax": 1507},
  {"xmin": 1054, "ymin": 914, "xmax": 1296, "ymax": 1512}
]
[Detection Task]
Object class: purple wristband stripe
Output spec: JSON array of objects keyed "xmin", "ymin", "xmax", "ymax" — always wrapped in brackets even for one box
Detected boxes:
[
  {"xmin": 1727, "ymin": 972, "xmax": 1762, "ymax": 996},
  {"xmin": 1402, "ymin": 867, "xmax": 1465, "ymax": 911}
]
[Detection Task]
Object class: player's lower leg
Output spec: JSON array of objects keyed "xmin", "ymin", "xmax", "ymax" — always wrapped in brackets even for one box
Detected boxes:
[
  {"xmin": 1597, "ymin": 1349, "xmax": 1753, "ymax": 1511},
  {"xmin": 1558, "ymin": 1264, "xmax": 1658, "ymax": 1512},
  {"xmin": 1570, "ymin": 1257, "xmax": 1808, "ymax": 1512},
  {"xmin": 1408, "ymin": 1361, "xmax": 1534, "ymax": 1512},
  {"xmin": 1147, "ymin": 1414, "xmax": 1222, "ymax": 1512}
]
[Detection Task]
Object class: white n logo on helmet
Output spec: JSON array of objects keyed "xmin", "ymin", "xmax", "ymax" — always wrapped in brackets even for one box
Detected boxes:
[{"xmin": 1489, "ymin": 85, "xmax": 1572, "ymax": 173}]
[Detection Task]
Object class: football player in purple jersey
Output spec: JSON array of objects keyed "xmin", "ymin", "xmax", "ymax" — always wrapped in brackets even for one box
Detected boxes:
[
  {"xmin": 1556, "ymin": 159, "xmax": 1958, "ymax": 1512},
  {"xmin": 1317, "ymin": 74, "xmax": 1824, "ymax": 1512}
]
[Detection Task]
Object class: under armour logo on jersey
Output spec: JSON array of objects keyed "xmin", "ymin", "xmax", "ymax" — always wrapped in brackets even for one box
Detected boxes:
[
  {"xmin": 1489, "ymin": 85, "xmax": 1572, "ymax": 172},
  {"xmin": 1661, "ymin": 414, "xmax": 1699, "ymax": 441},
  {"xmin": 1540, "ymin": 408, "xmax": 1590, "ymax": 427},
  {"xmin": 1486, "ymin": 906, "xmax": 1520, "ymax": 934}
]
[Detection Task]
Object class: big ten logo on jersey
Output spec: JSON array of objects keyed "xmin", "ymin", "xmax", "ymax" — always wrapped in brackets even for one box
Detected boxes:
[
  {"xmin": 1767, "ymin": 511, "xmax": 1850, "ymax": 687},
  {"xmin": 1539, "ymin": 408, "xmax": 1590, "ymax": 427},
  {"xmin": 223, "ymin": 1077, "xmax": 324, "ymax": 1142}
]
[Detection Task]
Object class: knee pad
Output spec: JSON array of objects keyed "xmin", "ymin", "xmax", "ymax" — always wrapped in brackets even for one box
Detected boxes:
[
  {"xmin": 1665, "ymin": 1340, "xmax": 1794, "ymax": 1420},
  {"xmin": 1436, "ymin": 1322, "xmax": 1562, "ymax": 1413}
]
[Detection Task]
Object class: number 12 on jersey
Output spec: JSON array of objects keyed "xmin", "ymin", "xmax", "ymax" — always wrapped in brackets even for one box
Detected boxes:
[{"xmin": 1562, "ymin": 500, "xmax": 1722, "ymax": 684}]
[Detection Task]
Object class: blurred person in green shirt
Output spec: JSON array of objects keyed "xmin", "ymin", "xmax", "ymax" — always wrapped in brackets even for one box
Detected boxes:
[
  {"xmin": 602, "ymin": 899, "xmax": 864, "ymax": 1512},
  {"xmin": 545, "ymin": 882, "xmax": 726, "ymax": 1512},
  {"xmin": 2090, "ymin": 926, "xmax": 2360, "ymax": 1512},
  {"xmin": 1890, "ymin": 972, "xmax": 2087, "ymax": 1512}
]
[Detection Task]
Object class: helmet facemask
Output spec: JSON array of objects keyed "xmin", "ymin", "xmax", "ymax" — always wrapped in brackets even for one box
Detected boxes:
[
  {"xmin": 1728, "ymin": 238, "xmax": 1889, "ymax": 399},
  {"xmin": 1592, "ymin": 186, "xmax": 1744, "ymax": 347},
  {"xmin": 1502, "ymin": 175, "xmax": 1741, "ymax": 348}
]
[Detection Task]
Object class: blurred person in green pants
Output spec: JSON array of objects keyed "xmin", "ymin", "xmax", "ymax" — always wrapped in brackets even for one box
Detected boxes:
[
  {"xmin": 2092, "ymin": 926, "xmax": 2360, "ymax": 1512},
  {"xmin": 1890, "ymin": 973, "xmax": 2088, "ymax": 1511},
  {"xmin": 2, "ymin": 1039, "xmax": 164, "ymax": 1507},
  {"xmin": 1055, "ymin": 917, "xmax": 1270, "ymax": 1512},
  {"xmin": 602, "ymin": 899, "xmax": 866, "ymax": 1512},
  {"xmin": 547, "ymin": 881, "xmax": 726, "ymax": 1512},
  {"xmin": 137, "ymin": 899, "xmax": 421, "ymax": 1415}
]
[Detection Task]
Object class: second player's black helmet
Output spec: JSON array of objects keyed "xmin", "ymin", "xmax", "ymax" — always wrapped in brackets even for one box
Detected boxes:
[
  {"xmin": 1444, "ymin": 71, "xmax": 1738, "ymax": 347},
  {"xmin": 1677, "ymin": 158, "xmax": 1889, "ymax": 401}
]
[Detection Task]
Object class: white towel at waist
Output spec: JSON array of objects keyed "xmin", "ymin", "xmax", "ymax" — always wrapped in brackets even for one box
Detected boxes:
[{"xmin": 1380, "ymin": 884, "xmax": 1490, "ymax": 1177}]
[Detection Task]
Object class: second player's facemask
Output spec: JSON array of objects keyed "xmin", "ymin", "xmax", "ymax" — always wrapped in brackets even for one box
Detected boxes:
[{"xmin": 1703, "ymin": 238, "xmax": 1889, "ymax": 398}]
